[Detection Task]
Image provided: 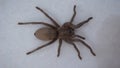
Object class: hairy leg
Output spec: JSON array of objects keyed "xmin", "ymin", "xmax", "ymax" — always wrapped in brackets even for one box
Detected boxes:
[
  {"xmin": 73, "ymin": 35, "xmax": 85, "ymax": 40},
  {"xmin": 36, "ymin": 7, "xmax": 60, "ymax": 27},
  {"xmin": 74, "ymin": 17, "xmax": 93, "ymax": 29},
  {"xmin": 72, "ymin": 39, "xmax": 96, "ymax": 56},
  {"xmin": 57, "ymin": 39, "xmax": 62, "ymax": 57},
  {"xmin": 70, "ymin": 5, "xmax": 76, "ymax": 23},
  {"xmin": 65, "ymin": 40, "xmax": 82, "ymax": 60},
  {"xmin": 26, "ymin": 38, "xmax": 57, "ymax": 55},
  {"xmin": 18, "ymin": 22, "xmax": 56, "ymax": 29}
]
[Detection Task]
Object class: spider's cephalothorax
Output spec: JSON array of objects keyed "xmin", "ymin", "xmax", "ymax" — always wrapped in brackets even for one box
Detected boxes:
[
  {"xmin": 58, "ymin": 22, "xmax": 75, "ymax": 39},
  {"xmin": 18, "ymin": 5, "xmax": 96, "ymax": 60}
]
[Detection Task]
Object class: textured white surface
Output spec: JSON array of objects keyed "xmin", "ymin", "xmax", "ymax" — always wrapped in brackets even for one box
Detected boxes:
[{"xmin": 0, "ymin": 0, "xmax": 120, "ymax": 68}]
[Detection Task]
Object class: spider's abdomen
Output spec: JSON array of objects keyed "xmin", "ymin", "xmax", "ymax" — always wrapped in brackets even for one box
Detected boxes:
[{"xmin": 34, "ymin": 27, "xmax": 57, "ymax": 41}]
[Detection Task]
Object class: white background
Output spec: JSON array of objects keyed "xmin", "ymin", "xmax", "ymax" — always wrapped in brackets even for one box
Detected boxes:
[{"xmin": 0, "ymin": 0, "xmax": 120, "ymax": 68}]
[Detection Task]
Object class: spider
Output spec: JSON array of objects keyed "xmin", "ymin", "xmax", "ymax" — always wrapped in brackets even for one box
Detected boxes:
[{"xmin": 18, "ymin": 5, "xmax": 96, "ymax": 60}]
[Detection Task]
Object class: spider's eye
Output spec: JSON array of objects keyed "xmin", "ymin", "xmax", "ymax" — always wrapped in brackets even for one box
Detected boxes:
[{"xmin": 67, "ymin": 29, "xmax": 73, "ymax": 34}]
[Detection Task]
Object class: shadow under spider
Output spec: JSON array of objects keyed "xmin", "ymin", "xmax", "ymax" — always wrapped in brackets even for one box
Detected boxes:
[{"xmin": 18, "ymin": 5, "xmax": 96, "ymax": 60}]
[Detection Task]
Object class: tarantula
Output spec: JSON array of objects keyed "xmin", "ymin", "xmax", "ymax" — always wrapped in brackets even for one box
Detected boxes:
[{"xmin": 18, "ymin": 5, "xmax": 96, "ymax": 60}]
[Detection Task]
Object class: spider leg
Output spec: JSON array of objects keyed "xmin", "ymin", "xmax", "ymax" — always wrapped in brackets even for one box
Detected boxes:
[
  {"xmin": 73, "ymin": 35, "xmax": 85, "ymax": 40},
  {"xmin": 36, "ymin": 7, "xmax": 60, "ymax": 27},
  {"xmin": 72, "ymin": 39, "xmax": 96, "ymax": 56},
  {"xmin": 72, "ymin": 42, "xmax": 82, "ymax": 60},
  {"xmin": 18, "ymin": 22, "xmax": 56, "ymax": 29},
  {"xmin": 26, "ymin": 38, "xmax": 57, "ymax": 55},
  {"xmin": 70, "ymin": 5, "xmax": 76, "ymax": 23},
  {"xmin": 65, "ymin": 40, "xmax": 82, "ymax": 60},
  {"xmin": 57, "ymin": 39, "xmax": 62, "ymax": 57},
  {"xmin": 74, "ymin": 17, "xmax": 93, "ymax": 29}
]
